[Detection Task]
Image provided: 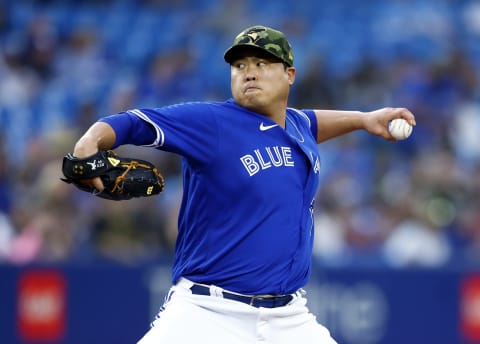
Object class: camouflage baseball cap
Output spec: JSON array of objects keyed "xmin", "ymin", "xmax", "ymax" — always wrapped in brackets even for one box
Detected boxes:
[{"xmin": 224, "ymin": 25, "xmax": 294, "ymax": 66}]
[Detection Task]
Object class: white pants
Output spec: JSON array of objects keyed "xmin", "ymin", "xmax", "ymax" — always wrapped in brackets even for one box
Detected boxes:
[{"xmin": 137, "ymin": 278, "xmax": 337, "ymax": 344}]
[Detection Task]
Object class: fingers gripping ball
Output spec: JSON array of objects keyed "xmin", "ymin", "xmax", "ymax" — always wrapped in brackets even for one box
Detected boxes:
[
  {"xmin": 388, "ymin": 118, "xmax": 413, "ymax": 140},
  {"xmin": 61, "ymin": 150, "xmax": 165, "ymax": 201}
]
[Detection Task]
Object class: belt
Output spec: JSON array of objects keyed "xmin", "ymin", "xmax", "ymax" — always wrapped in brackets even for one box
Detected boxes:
[{"xmin": 190, "ymin": 284, "xmax": 294, "ymax": 308}]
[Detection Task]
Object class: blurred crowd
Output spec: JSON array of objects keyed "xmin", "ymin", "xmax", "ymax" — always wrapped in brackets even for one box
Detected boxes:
[{"xmin": 0, "ymin": 0, "xmax": 479, "ymax": 268}]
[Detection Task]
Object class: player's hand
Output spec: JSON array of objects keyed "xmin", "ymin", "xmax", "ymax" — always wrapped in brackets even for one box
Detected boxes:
[
  {"xmin": 69, "ymin": 121, "xmax": 118, "ymax": 192},
  {"xmin": 363, "ymin": 107, "xmax": 416, "ymax": 141},
  {"xmin": 72, "ymin": 147, "xmax": 105, "ymax": 192},
  {"xmin": 80, "ymin": 177, "xmax": 105, "ymax": 193}
]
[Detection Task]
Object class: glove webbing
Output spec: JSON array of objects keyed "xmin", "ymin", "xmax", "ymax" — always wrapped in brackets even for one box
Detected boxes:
[{"xmin": 110, "ymin": 161, "xmax": 162, "ymax": 193}]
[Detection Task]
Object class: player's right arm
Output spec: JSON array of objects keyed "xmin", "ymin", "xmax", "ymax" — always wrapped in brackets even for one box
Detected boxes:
[
  {"xmin": 72, "ymin": 121, "xmax": 117, "ymax": 191},
  {"xmin": 313, "ymin": 107, "xmax": 416, "ymax": 143}
]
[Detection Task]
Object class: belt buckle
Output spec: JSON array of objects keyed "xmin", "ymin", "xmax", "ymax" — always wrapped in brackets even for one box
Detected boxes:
[
  {"xmin": 248, "ymin": 295, "xmax": 272, "ymax": 306},
  {"xmin": 248, "ymin": 296, "xmax": 256, "ymax": 306}
]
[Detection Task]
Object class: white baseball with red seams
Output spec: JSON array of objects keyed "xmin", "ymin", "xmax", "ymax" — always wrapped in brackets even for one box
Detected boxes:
[{"xmin": 388, "ymin": 118, "xmax": 413, "ymax": 140}]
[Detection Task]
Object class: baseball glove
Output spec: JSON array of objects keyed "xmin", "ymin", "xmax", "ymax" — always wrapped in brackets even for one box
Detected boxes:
[{"xmin": 61, "ymin": 150, "xmax": 165, "ymax": 201}]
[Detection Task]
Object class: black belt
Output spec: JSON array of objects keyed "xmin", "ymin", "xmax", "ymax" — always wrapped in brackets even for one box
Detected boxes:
[{"xmin": 190, "ymin": 284, "xmax": 293, "ymax": 308}]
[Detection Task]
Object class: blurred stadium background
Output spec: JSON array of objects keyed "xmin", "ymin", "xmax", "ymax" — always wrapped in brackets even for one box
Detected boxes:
[{"xmin": 0, "ymin": 0, "xmax": 480, "ymax": 343}]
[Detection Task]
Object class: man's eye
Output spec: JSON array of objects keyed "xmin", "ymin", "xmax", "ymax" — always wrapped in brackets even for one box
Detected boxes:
[
  {"xmin": 257, "ymin": 61, "xmax": 266, "ymax": 67},
  {"xmin": 236, "ymin": 62, "xmax": 245, "ymax": 68}
]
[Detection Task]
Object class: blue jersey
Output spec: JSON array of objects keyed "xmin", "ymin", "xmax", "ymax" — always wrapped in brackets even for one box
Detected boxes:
[{"xmin": 100, "ymin": 99, "xmax": 321, "ymax": 295}]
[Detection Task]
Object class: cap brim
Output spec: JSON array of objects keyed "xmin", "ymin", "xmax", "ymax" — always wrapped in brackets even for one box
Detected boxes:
[{"xmin": 224, "ymin": 44, "xmax": 288, "ymax": 65}]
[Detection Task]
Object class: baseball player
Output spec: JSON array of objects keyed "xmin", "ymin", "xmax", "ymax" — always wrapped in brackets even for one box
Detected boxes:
[{"xmin": 70, "ymin": 26, "xmax": 416, "ymax": 343}]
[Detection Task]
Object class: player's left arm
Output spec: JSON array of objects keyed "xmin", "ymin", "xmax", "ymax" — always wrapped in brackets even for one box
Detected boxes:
[{"xmin": 313, "ymin": 108, "xmax": 416, "ymax": 144}]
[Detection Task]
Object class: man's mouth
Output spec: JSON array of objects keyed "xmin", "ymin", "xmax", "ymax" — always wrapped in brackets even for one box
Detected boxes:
[{"xmin": 244, "ymin": 85, "xmax": 260, "ymax": 93}]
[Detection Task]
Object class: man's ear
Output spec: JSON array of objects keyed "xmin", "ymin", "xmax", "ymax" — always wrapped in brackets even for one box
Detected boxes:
[{"xmin": 287, "ymin": 67, "xmax": 296, "ymax": 85}]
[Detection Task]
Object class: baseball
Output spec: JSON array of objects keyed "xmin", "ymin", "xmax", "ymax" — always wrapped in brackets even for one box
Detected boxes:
[{"xmin": 388, "ymin": 118, "xmax": 413, "ymax": 140}]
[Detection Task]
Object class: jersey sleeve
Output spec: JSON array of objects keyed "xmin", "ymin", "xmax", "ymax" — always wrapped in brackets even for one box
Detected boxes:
[
  {"xmin": 101, "ymin": 102, "xmax": 219, "ymax": 165},
  {"xmin": 99, "ymin": 112, "xmax": 157, "ymax": 148}
]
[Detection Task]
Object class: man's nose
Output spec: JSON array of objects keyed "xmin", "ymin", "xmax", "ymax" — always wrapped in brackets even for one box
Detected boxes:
[{"xmin": 245, "ymin": 66, "xmax": 257, "ymax": 81}]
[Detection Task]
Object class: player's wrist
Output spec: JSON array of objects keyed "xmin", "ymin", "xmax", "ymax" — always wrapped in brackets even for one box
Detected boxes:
[
  {"xmin": 354, "ymin": 111, "xmax": 368, "ymax": 130},
  {"xmin": 73, "ymin": 139, "xmax": 99, "ymax": 158}
]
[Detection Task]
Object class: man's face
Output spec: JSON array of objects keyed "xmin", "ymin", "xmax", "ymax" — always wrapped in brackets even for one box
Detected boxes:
[{"xmin": 229, "ymin": 48, "xmax": 295, "ymax": 114}]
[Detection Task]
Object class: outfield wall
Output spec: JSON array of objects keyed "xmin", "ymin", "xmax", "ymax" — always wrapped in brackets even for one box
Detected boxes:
[{"xmin": 0, "ymin": 261, "xmax": 477, "ymax": 344}]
